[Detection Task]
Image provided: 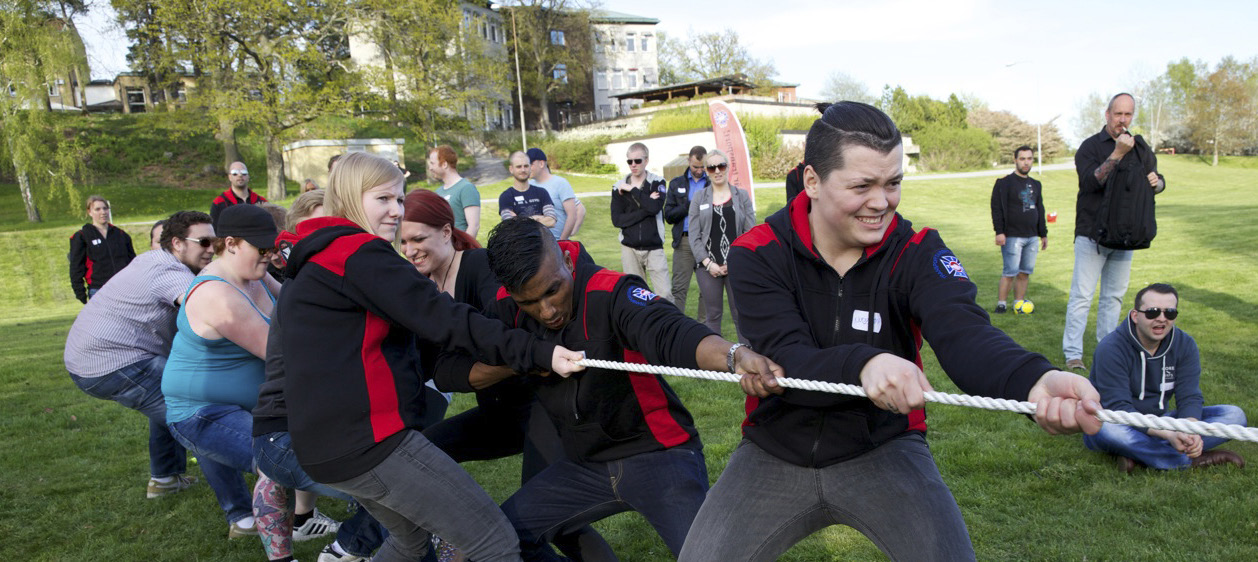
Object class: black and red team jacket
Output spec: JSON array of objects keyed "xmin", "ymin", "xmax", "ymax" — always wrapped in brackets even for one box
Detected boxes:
[
  {"xmin": 210, "ymin": 188, "xmax": 267, "ymax": 227},
  {"xmin": 727, "ymin": 193, "xmax": 1055, "ymax": 468},
  {"xmin": 495, "ymin": 240, "xmax": 713, "ymax": 463},
  {"xmin": 69, "ymin": 223, "xmax": 135, "ymax": 301},
  {"xmin": 278, "ymin": 217, "xmax": 556, "ymax": 483}
]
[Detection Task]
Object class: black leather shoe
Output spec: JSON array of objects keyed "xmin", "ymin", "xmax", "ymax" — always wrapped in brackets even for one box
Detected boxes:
[{"xmin": 1191, "ymin": 449, "xmax": 1245, "ymax": 469}]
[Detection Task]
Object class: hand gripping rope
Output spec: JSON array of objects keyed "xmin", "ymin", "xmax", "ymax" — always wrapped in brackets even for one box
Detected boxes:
[{"xmin": 575, "ymin": 358, "xmax": 1258, "ymax": 443}]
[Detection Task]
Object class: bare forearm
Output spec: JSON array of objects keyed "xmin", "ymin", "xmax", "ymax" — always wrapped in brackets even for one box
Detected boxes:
[
  {"xmin": 694, "ymin": 334, "xmax": 736, "ymax": 373},
  {"xmin": 468, "ymin": 363, "xmax": 518, "ymax": 390},
  {"xmin": 464, "ymin": 207, "xmax": 481, "ymax": 238}
]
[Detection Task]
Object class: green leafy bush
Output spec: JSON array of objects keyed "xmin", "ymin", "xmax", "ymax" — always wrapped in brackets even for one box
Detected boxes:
[
  {"xmin": 535, "ymin": 136, "xmax": 618, "ymax": 174},
  {"xmin": 914, "ymin": 126, "xmax": 998, "ymax": 171},
  {"xmin": 753, "ymin": 143, "xmax": 804, "ymax": 180}
]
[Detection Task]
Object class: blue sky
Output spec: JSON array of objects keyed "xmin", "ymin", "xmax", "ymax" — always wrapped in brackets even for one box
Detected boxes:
[{"xmin": 79, "ymin": 0, "xmax": 1256, "ymax": 143}]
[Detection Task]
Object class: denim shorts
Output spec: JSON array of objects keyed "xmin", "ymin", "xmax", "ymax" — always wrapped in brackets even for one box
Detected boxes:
[{"xmin": 1001, "ymin": 236, "xmax": 1039, "ymax": 276}]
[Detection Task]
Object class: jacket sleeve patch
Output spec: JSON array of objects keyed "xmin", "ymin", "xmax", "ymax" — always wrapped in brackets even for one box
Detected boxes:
[
  {"xmin": 627, "ymin": 285, "xmax": 659, "ymax": 306},
  {"xmin": 932, "ymin": 249, "xmax": 969, "ymax": 279}
]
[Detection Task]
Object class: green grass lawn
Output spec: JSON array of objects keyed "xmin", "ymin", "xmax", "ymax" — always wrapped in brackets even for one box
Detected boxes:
[{"xmin": 3, "ymin": 155, "xmax": 1258, "ymax": 559}]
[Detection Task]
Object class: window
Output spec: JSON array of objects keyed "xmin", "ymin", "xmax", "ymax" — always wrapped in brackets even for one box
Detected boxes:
[
  {"xmin": 550, "ymin": 30, "xmax": 565, "ymax": 46},
  {"xmin": 595, "ymin": 72, "xmax": 609, "ymax": 90},
  {"xmin": 175, "ymin": 86, "xmax": 187, "ymax": 102},
  {"xmin": 48, "ymin": 79, "xmax": 63, "ymax": 97},
  {"xmin": 627, "ymin": 73, "xmax": 637, "ymax": 88},
  {"xmin": 640, "ymin": 36, "xmax": 648, "ymax": 51},
  {"xmin": 611, "ymin": 72, "xmax": 622, "ymax": 90},
  {"xmin": 625, "ymin": 33, "xmax": 635, "ymax": 52},
  {"xmin": 553, "ymin": 64, "xmax": 568, "ymax": 84}
]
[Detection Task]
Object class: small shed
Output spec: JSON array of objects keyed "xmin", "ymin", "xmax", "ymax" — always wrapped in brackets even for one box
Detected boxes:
[{"xmin": 282, "ymin": 139, "xmax": 405, "ymax": 189}]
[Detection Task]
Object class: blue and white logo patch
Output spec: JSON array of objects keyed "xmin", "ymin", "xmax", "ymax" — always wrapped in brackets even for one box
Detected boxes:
[
  {"xmin": 932, "ymin": 249, "xmax": 969, "ymax": 279},
  {"xmin": 627, "ymin": 286, "xmax": 659, "ymax": 306}
]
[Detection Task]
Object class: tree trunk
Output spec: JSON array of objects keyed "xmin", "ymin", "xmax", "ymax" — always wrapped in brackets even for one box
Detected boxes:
[
  {"xmin": 538, "ymin": 87, "xmax": 552, "ymax": 132},
  {"xmin": 265, "ymin": 134, "xmax": 286, "ymax": 200},
  {"xmin": 218, "ymin": 115, "xmax": 240, "ymax": 168},
  {"xmin": 7, "ymin": 135, "xmax": 41, "ymax": 222}
]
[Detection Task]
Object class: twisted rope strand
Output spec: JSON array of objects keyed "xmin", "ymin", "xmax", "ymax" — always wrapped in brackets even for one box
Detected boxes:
[{"xmin": 576, "ymin": 358, "xmax": 1258, "ymax": 443}]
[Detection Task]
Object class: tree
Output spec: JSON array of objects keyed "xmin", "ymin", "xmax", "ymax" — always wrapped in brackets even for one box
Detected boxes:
[
  {"xmin": 0, "ymin": 0, "xmax": 91, "ymax": 221},
  {"xmin": 354, "ymin": 0, "xmax": 507, "ymax": 143},
  {"xmin": 967, "ymin": 108, "xmax": 1066, "ymax": 164},
  {"xmin": 505, "ymin": 0, "xmax": 594, "ymax": 132},
  {"xmin": 1186, "ymin": 56, "xmax": 1255, "ymax": 166},
  {"xmin": 819, "ymin": 71, "xmax": 875, "ymax": 104},
  {"xmin": 135, "ymin": 0, "xmax": 362, "ymax": 199},
  {"xmin": 653, "ymin": 28, "xmax": 776, "ymax": 87},
  {"xmin": 877, "ymin": 86, "xmax": 966, "ymax": 137},
  {"xmin": 1071, "ymin": 91, "xmax": 1106, "ymax": 144}
]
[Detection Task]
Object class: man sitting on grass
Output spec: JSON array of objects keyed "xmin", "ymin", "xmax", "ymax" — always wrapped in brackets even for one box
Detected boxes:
[{"xmin": 1084, "ymin": 283, "xmax": 1246, "ymax": 473}]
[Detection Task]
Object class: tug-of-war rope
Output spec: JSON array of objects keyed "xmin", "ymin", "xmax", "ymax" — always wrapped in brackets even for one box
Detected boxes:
[{"xmin": 576, "ymin": 358, "xmax": 1258, "ymax": 443}]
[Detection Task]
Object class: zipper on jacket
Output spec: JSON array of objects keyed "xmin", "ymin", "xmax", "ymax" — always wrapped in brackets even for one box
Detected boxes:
[
  {"xmin": 571, "ymin": 376, "xmax": 581, "ymax": 421},
  {"xmin": 809, "ymin": 415, "xmax": 826, "ymax": 466}
]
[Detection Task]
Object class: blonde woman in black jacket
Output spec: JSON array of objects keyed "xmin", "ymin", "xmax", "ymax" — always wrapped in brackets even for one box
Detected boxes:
[{"xmin": 687, "ymin": 149, "xmax": 754, "ymax": 341}]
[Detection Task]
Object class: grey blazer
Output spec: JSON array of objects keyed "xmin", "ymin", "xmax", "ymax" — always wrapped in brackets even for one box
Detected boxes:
[{"xmin": 688, "ymin": 185, "xmax": 755, "ymax": 267}]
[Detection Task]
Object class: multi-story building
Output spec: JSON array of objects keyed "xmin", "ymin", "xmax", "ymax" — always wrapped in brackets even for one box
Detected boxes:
[{"xmin": 589, "ymin": 11, "xmax": 660, "ymax": 121}]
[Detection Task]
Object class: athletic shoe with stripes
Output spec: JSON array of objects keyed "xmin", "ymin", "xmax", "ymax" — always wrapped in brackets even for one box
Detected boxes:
[
  {"xmin": 146, "ymin": 475, "xmax": 196, "ymax": 499},
  {"xmin": 293, "ymin": 508, "xmax": 340, "ymax": 542}
]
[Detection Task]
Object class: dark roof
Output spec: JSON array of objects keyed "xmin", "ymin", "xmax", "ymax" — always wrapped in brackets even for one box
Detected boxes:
[
  {"xmin": 612, "ymin": 74, "xmax": 758, "ymax": 101},
  {"xmin": 590, "ymin": 10, "xmax": 659, "ymax": 24}
]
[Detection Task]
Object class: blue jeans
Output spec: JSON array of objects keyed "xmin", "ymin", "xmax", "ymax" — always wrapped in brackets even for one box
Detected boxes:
[
  {"xmin": 679, "ymin": 435, "xmax": 975, "ymax": 562},
  {"xmin": 1000, "ymin": 236, "xmax": 1039, "ymax": 277},
  {"xmin": 325, "ymin": 430, "xmax": 521, "ymax": 562},
  {"xmin": 1083, "ymin": 405, "xmax": 1247, "ymax": 469},
  {"xmin": 70, "ymin": 356, "xmax": 187, "ymax": 479},
  {"xmin": 255, "ymin": 431, "xmax": 387, "ymax": 557},
  {"xmin": 168, "ymin": 404, "xmax": 255, "ymax": 524},
  {"xmin": 501, "ymin": 445, "xmax": 709, "ymax": 561},
  {"xmin": 1063, "ymin": 235, "xmax": 1133, "ymax": 361}
]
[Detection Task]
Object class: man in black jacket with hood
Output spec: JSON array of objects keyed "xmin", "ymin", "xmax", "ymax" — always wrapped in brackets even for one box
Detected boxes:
[{"xmin": 486, "ymin": 216, "xmax": 782, "ymax": 561}]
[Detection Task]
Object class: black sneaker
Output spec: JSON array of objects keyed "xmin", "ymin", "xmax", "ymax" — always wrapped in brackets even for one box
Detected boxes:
[{"xmin": 994, "ymin": 303, "xmax": 1007, "ymax": 314}]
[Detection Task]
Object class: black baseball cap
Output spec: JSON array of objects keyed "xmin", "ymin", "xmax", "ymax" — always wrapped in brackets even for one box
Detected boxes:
[
  {"xmin": 526, "ymin": 147, "xmax": 547, "ymax": 162},
  {"xmin": 217, "ymin": 204, "xmax": 279, "ymax": 250}
]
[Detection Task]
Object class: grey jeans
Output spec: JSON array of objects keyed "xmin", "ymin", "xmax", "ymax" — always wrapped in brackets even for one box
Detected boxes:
[
  {"xmin": 671, "ymin": 234, "xmax": 705, "ymax": 323},
  {"xmin": 325, "ymin": 430, "xmax": 522, "ymax": 562},
  {"xmin": 678, "ymin": 434, "xmax": 975, "ymax": 562}
]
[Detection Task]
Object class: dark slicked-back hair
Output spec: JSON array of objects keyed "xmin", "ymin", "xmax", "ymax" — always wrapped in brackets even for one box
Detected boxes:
[
  {"xmin": 805, "ymin": 101, "xmax": 902, "ymax": 182},
  {"xmin": 159, "ymin": 210, "xmax": 212, "ymax": 252},
  {"xmin": 1134, "ymin": 283, "xmax": 1178, "ymax": 310},
  {"xmin": 687, "ymin": 145, "xmax": 707, "ymax": 160},
  {"xmin": 486, "ymin": 216, "xmax": 560, "ymax": 292}
]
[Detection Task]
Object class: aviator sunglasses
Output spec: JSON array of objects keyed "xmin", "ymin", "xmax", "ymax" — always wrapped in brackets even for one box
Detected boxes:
[{"xmin": 1136, "ymin": 307, "xmax": 1178, "ymax": 320}]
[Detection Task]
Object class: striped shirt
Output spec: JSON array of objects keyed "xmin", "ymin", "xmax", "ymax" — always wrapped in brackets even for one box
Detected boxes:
[{"xmin": 63, "ymin": 250, "xmax": 194, "ymax": 377}]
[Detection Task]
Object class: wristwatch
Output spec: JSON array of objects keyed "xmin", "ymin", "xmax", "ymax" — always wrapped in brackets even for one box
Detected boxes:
[{"xmin": 727, "ymin": 343, "xmax": 749, "ymax": 373}]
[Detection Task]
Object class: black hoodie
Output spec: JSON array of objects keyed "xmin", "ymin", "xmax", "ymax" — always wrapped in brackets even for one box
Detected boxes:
[
  {"xmin": 727, "ymin": 193, "xmax": 1054, "ymax": 467},
  {"xmin": 69, "ymin": 223, "xmax": 135, "ymax": 301},
  {"xmin": 277, "ymin": 217, "xmax": 556, "ymax": 483}
]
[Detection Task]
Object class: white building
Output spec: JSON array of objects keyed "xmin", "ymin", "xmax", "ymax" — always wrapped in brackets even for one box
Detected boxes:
[{"xmin": 590, "ymin": 11, "xmax": 660, "ymax": 121}]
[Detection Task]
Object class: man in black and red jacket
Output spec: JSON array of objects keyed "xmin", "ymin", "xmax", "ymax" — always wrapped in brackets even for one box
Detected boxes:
[
  {"xmin": 210, "ymin": 161, "xmax": 267, "ymax": 227},
  {"xmin": 485, "ymin": 216, "xmax": 782, "ymax": 561},
  {"xmin": 680, "ymin": 101, "xmax": 1103, "ymax": 562}
]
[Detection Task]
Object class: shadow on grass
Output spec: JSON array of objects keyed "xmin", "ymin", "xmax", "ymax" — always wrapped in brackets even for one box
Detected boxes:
[{"xmin": 1177, "ymin": 283, "xmax": 1258, "ymax": 327}]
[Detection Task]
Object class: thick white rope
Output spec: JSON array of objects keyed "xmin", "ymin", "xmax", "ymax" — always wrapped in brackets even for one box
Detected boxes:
[{"xmin": 576, "ymin": 358, "xmax": 1258, "ymax": 443}]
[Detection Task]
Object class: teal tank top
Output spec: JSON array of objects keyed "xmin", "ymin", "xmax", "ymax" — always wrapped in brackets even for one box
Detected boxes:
[{"xmin": 163, "ymin": 275, "xmax": 274, "ymax": 424}]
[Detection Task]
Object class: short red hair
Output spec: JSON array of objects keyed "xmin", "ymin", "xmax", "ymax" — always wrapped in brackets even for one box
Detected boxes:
[{"xmin": 430, "ymin": 145, "xmax": 458, "ymax": 169}]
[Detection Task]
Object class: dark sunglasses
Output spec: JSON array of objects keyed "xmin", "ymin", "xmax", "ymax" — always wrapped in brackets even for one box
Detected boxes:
[
  {"xmin": 706, "ymin": 162, "xmax": 728, "ymax": 172},
  {"xmin": 1137, "ymin": 307, "xmax": 1178, "ymax": 320},
  {"xmin": 183, "ymin": 236, "xmax": 215, "ymax": 248},
  {"xmin": 626, "ymin": 158, "xmax": 644, "ymax": 165}
]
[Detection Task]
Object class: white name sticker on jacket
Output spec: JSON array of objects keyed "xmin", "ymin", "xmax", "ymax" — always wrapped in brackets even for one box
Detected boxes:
[
  {"xmin": 678, "ymin": 188, "xmax": 686, "ymax": 193},
  {"xmin": 852, "ymin": 310, "xmax": 883, "ymax": 333},
  {"xmin": 699, "ymin": 203, "xmax": 710, "ymax": 211},
  {"xmin": 1160, "ymin": 382, "xmax": 1175, "ymax": 392}
]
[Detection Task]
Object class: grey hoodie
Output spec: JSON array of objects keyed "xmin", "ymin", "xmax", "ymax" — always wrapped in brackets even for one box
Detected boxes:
[{"xmin": 1090, "ymin": 318, "xmax": 1204, "ymax": 425}]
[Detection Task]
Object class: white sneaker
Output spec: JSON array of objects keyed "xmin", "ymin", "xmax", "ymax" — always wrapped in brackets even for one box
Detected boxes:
[
  {"xmin": 293, "ymin": 508, "xmax": 340, "ymax": 542},
  {"xmin": 317, "ymin": 543, "xmax": 367, "ymax": 562}
]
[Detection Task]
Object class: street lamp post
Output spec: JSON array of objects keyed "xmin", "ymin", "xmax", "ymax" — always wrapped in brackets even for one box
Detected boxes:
[{"xmin": 492, "ymin": 3, "xmax": 528, "ymax": 150}]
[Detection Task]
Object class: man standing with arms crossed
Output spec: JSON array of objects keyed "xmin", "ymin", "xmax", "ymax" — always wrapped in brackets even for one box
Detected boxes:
[
  {"xmin": 526, "ymin": 148, "xmax": 584, "ymax": 240},
  {"xmin": 990, "ymin": 145, "xmax": 1047, "ymax": 314},
  {"xmin": 500, "ymin": 151, "xmax": 558, "ymax": 228},
  {"xmin": 665, "ymin": 145, "xmax": 709, "ymax": 322},
  {"xmin": 211, "ymin": 161, "xmax": 268, "ymax": 228},
  {"xmin": 611, "ymin": 142, "xmax": 671, "ymax": 303},
  {"xmin": 1063, "ymin": 93, "xmax": 1165, "ymax": 371},
  {"xmin": 428, "ymin": 145, "xmax": 482, "ymax": 238}
]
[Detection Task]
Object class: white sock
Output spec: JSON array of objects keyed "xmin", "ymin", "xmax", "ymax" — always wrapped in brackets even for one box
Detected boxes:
[
  {"xmin": 329, "ymin": 541, "xmax": 348, "ymax": 556},
  {"xmin": 997, "ymin": 300, "xmax": 1007, "ymax": 306},
  {"xmin": 235, "ymin": 516, "xmax": 256, "ymax": 529}
]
